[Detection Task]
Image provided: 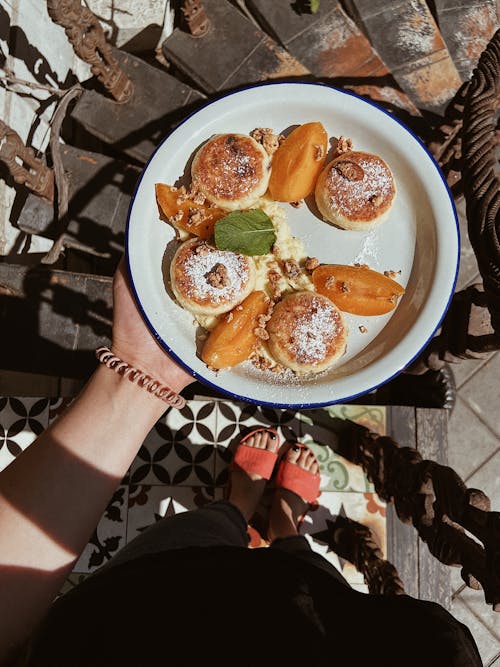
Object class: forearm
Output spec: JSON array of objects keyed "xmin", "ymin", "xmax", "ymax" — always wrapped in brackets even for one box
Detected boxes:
[{"xmin": 0, "ymin": 364, "xmax": 189, "ymax": 658}]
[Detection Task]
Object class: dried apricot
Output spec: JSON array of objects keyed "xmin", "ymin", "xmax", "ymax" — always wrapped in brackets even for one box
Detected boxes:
[
  {"xmin": 312, "ymin": 264, "xmax": 405, "ymax": 316},
  {"xmin": 201, "ymin": 291, "xmax": 269, "ymax": 369},
  {"xmin": 268, "ymin": 122, "xmax": 328, "ymax": 202},
  {"xmin": 155, "ymin": 183, "xmax": 226, "ymax": 239}
]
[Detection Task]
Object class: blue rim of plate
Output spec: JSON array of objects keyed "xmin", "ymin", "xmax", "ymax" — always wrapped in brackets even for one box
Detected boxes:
[{"xmin": 125, "ymin": 80, "xmax": 460, "ymax": 409}]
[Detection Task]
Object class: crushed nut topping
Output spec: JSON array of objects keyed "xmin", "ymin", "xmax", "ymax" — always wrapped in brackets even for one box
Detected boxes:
[
  {"xmin": 384, "ymin": 269, "xmax": 401, "ymax": 279},
  {"xmin": 359, "ymin": 326, "xmax": 368, "ymax": 334},
  {"xmin": 290, "ymin": 200, "xmax": 303, "ymax": 208},
  {"xmin": 254, "ymin": 326, "xmax": 270, "ymax": 340},
  {"xmin": 187, "ymin": 207, "xmax": 205, "ymax": 225},
  {"xmin": 283, "ymin": 259, "xmax": 301, "ymax": 278},
  {"xmin": 354, "ymin": 262, "xmax": 369, "ymax": 268},
  {"xmin": 325, "ymin": 276, "xmax": 335, "ymax": 288},
  {"xmin": 304, "ymin": 256, "xmax": 319, "ymax": 271},
  {"xmin": 370, "ymin": 193, "xmax": 384, "ymax": 207},
  {"xmin": 225, "ymin": 311, "xmax": 234, "ymax": 322},
  {"xmin": 313, "ymin": 144, "xmax": 324, "ymax": 161},
  {"xmin": 192, "ymin": 191, "xmax": 206, "ymax": 206},
  {"xmin": 388, "ymin": 294, "xmax": 399, "ymax": 304},
  {"xmin": 335, "ymin": 160, "xmax": 364, "ymax": 181},
  {"xmin": 168, "ymin": 211, "xmax": 183, "ymax": 224},
  {"xmin": 251, "ymin": 353, "xmax": 274, "ymax": 372},
  {"xmin": 335, "ymin": 135, "xmax": 353, "ymax": 156},
  {"xmin": 250, "ymin": 127, "xmax": 281, "ymax": 156},
  {"xmin": 194, "ymin": 242, "xmax": 210, "ymax": 256},
  {"xmin": 340, "ymin": 281, "xmax": 350, "ymax": 293},
  {"xmin": 236, "ymin": 305, "xmax": 243, "ymax": 311},
  {"xmin": 257, "ymin": 313, "xmax": 271, "ymax": 327},
  {"xmin": 175, "ymin": 186, "xmax": 188, "ymax": 204},
  {"xmin": 205, "ymin": 263, "xmax": 230, "ymax": 289},
  {"xmin": 268, "ymin": 269, "xmax": 281, "ymax": 284}
]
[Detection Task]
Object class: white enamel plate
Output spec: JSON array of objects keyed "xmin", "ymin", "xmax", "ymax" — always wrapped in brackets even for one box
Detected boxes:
[{"xmin": 126, "ymin": 82, "xmax": 459, "ymax": 408}]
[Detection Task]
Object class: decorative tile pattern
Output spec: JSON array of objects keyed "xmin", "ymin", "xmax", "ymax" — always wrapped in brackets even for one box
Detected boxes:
[
  {"xmin": 1, "ymin": 396, "xmax": 387, "ymax": 598},
  {"xmin": 129, "ymin": 401, "xmax": 217, "ymax": 487},
  {"xmin": 0, "ymin": 397, "xmax": 49, "ymax": 472},
  {"xmin": 300, "ymin": 491, "xmax": 387, "ymax": 585},
  {"xmin": 303, "ymin": 441, "xmax": 374, "ymax": 493},
  {"xmin": 126, "ymin": 484, "xmax": 220, "ymax": 544},
  {"xmin": 74, "ymin": 485, "xmax": 129, "ymax": 573},
  {"xmin": 48, "ymin": 397, "xmax": 73, "ymax": 424}
]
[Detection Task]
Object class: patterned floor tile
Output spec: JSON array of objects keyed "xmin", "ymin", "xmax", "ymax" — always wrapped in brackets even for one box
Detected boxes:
[
  {"xmin": 0, "ymin": 397, "xmax": 49, "ymax": 472},
  {"xmin": 301, "ymin": 440, "xmax": 375, "ymax": 493},
  {"xmin": 296, "ymin": 405, "xmax": 386, "ymax": 493},
  {"xmin": 48, "ymin": 397, "xmax": 74, "ymax": 424},
  {"xmin": 300, "ymin": 490, "xmax": 386, "ymax": 585},
  {"xmin": 129, "ymin": 401, "xmax": 218, "ymax": 487},
  {"xmin": 298, "ymin": 404, "xmax": 386, "ymax": 444},
  {"xmin": 213, "ymin": 400, "xmax": 305, "ymax": 486},
  {"xmin": 74, "ymin": 484, "xmax": 129, "ymax": 573},
  {"xmin": 126, "ymin": 484, "xmax": 221, "ymax": 544}
]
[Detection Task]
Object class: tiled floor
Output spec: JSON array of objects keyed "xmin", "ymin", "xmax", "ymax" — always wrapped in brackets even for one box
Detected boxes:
[{"xmin": 0, "ymin": 398, "xmax": 386, "ymax": 596}]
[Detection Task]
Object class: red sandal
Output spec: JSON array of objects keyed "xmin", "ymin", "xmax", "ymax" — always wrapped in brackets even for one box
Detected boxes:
[
  {"xmin": 275, "ymin": 443, "xmax": 321, "ymax": 504},
  {"xmin": 231, "ymin": 427, "xmax": 280, "ymax": 480}
]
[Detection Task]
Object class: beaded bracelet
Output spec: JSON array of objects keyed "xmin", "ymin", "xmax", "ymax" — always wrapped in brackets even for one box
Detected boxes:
[{"xmin": 96, "ymin": 347, "xmax": 186, "ymax": 409}]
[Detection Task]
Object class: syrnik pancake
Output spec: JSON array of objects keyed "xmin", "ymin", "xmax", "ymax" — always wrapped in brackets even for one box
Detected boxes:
[
  {"xmin": 191, "ymin": 133, "xmax": 271, "ymax": 211},
  {"xmin": 315, "ymin": 151, "xmax": 395, "ymax": 230},
  {"xmin": 266, "ymin": 291, "xmax": 347, "ymax": 373},
  {"xmin": 170, "ymin": 238, "xmax": 256, "ymax": 317}
]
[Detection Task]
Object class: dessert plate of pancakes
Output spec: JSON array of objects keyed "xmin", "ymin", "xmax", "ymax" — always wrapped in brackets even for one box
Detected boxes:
[{"xmin": 126, "ymin": 82, "xmax": 459, "ymax": 408}]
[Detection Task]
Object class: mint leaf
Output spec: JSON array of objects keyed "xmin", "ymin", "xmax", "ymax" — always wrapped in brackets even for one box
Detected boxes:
[
  {"xmin": 214, "ymin": 209, "xmax": 276, "ymax": 256},
  {"xmin": 309, "ymin": 0, "xmax": 320, "ymax": 13}
]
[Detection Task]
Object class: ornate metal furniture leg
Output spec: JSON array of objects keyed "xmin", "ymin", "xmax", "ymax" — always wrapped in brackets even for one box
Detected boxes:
[
  {"xmin": 405, "ymin": 30, "xmax": 500, "ymax": 375},
  {"xmin": 46, "ymin": 0, "xmax": 133, "ymax": 103},
  {"xmin": 337, "ymin": 421, "xmax": 500, "ymax": 610},
  {"xmin": 0, "ymin": 121, "xmax": 54, "ymax": 201}
]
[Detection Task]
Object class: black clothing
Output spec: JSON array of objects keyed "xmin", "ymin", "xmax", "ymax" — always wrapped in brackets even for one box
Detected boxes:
[{"xmin": 26, "ymin": 502, "xmax": 482, "ymax": 666}]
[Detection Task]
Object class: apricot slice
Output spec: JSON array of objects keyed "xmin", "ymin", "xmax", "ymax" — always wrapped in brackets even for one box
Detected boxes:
[
  {"xmin": 312, "ymin": 264, "xmax": 405, "ymax": 316},
  {"xmin": 268, "ymin": 122, "xmax": 328, "ymax": 202},
  {"xmin": 155, "ymin": 183, "xmax": 226, "ymax": 239},
  {"xmin": 201, "ymin": 291, "xmax": 269, "ymax": 369}
]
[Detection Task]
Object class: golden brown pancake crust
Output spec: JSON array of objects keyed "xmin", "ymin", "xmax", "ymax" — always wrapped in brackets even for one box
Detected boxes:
[
  {"xmin": 192, "ymin": 134, "xmax": 269, "ymax": 203},
  {"xmin": 267, "ymin": 291, "xmax": 347, "ymax": 373},
  {"xmin": 170, "ymin": 239, "xmax": 255, "ymax": 316},
  {"xmin": 318, "ymin": 151, "xmax": 395, "ymax": 223}
]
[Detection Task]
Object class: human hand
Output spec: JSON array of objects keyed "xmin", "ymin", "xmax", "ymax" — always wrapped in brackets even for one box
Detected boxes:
[{"xmin": 111, "ymin": 257, "xmax": 194, "ymax": 394}]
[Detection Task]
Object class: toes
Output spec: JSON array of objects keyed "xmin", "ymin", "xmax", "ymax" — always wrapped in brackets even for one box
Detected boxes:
[
  {"xmin": 287, "ymin": 445, "xmax": 319, "ymax": 472},
  {"xmin": 242, "ymin": 429, "xmax": 279, "ymax": 452},
  {"xmin": 286, "ymin": 444, "xmax": 302, "ymax": 465}
]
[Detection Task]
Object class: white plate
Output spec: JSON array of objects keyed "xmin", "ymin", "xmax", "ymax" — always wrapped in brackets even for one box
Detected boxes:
[{"xmin": 127, "ymin": 82, "xmax": 459, "ymax": 408}]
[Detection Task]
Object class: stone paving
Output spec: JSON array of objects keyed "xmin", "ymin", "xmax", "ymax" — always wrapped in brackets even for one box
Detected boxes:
[{"xmin": 446, "ymin": 197, "xmax": 500, "ymax": 665}]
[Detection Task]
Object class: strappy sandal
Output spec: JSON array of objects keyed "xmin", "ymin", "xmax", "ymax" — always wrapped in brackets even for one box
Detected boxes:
[
  {"xmin": 275, "ymin": 443, "xmax": 321, "ymax": 504},
  {"xmin": 231, "ymin": 427, "xmax": 280, "ymax": 480}
]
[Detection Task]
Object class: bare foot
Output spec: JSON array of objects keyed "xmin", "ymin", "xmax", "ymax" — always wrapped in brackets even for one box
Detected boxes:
[
  {"xmin": 228, "ymin": 430, "xmax": 280, "ymax": 521},
  {"xmin": 268, "ymin": 444, "xmax": 320, "ymax": 540}
]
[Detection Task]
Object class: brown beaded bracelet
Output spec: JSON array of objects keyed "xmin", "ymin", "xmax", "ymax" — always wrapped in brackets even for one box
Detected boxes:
[{"xmin": 96, "ymin": 347, "xmax": 186, "ymax": 409}]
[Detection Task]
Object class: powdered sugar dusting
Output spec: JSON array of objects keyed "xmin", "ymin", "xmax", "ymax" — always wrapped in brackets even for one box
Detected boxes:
[
  {"xmin": 184, "ymin": 249, "xmax": 250, "ymax": 303},
  {"xmin": 292, "ymin": 300, "xmax": 340, "ymax": 364},
  {"xmin": 327, "ymin": 155, "xmax": 394, "ymax": 219}
]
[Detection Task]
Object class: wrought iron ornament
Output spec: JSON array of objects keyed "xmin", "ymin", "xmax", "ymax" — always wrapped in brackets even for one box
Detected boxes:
[
  {"xmin": 0, "ymin": 121, "xmax": 54, "ymax": 200},
  {"xmin": 46, "ymin": 0, "xmax": 133, "ymax": 103}
]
